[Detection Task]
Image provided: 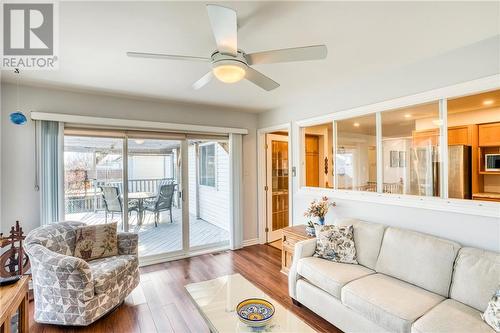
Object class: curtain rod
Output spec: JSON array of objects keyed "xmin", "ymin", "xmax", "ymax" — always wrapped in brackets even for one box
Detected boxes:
[{"xmin": 30, "ymin": 112, "xmax": 248, "ymax": 135}]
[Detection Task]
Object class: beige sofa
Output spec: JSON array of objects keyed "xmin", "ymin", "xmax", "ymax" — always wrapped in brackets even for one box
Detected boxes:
[{"xmin": 288, "ymin": 219, "xmax": 499, "ymax": 333}]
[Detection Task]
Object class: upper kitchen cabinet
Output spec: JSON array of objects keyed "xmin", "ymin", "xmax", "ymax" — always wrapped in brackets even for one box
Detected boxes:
[
  {"xmin": 478, "ymin": 123, "xmax": 500, "ymax": 146},
  {"xmin": 448, "ymin": 125, "xmax": 476, "ymax": 146}
]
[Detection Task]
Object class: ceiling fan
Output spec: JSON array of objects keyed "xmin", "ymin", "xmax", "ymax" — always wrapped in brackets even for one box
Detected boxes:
[{"xmin": 127, "ymin": 4, "xmax": 328, "ymax": 91}]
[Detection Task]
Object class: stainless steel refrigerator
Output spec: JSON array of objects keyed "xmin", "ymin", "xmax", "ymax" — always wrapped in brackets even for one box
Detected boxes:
[
  {"xmin": 410, "ymin": 146, "xmax": 440, "ymax": 197},
  {"xmin": 409, "ymin": 144, "xmax": 470, "ymax": 199}
]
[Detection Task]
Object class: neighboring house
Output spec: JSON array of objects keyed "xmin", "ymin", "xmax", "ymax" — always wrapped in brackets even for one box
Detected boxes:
[{"xmin": 189, "ymin": 142, "xmax": 230, "ymax": 231}]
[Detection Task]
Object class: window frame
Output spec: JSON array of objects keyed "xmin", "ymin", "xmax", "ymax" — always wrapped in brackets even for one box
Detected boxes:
[
  {"xmin": 198, "ymin": 142, "xmax": 217, "ymax": 188},
  {"xmin": 294, "ymin": 75, "xmax": 500, "ymax": 217}
]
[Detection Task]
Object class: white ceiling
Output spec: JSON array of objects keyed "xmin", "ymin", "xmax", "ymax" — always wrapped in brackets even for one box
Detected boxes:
[{"xmin": 1, "ymin": 1, "xmax": 498, "ymax": 113}]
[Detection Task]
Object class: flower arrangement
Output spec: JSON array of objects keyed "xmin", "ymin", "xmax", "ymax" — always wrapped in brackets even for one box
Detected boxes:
[{"xmin": 304, "ymin": 196, "xmax": 335, "ymax": 225}]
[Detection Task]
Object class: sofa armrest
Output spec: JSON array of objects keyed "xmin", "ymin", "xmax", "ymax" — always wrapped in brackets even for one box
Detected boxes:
[
  {"xmin": 25, "ymin": 243, "xmax": 94, "ymax": 301},
  {"xmin": 117, "ymin": 232, "xmax": 138, "ymax": 255},
  {"xmin": 288, "ymin": 238, "xmax": 317, "ymax": 299}
]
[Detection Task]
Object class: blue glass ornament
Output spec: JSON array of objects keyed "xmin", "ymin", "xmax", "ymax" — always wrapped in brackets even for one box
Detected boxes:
[{"xmin": 10, "ymin": 112, "xmax": 27, "ymax": 125}]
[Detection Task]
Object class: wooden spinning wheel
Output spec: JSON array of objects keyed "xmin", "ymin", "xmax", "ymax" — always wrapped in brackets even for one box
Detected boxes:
[{"xmin": 0, "ymin": 221, "xmax": 30, "ymax": 277}]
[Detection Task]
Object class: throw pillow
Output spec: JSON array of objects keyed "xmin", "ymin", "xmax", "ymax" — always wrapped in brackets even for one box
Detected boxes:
[
  {"xmin": 74, "ymin": 222, "xmax": 118, "ymax": 261},
  {"xmin": 482, "ymin": 289, "xmax": 500, "ymax": 332},
  {"xmin": 314, "ymin": 224, "xmax": 358, "ymax": 264}
]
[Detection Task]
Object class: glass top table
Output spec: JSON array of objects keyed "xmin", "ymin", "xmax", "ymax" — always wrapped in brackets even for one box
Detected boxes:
[{"xmin": 185, "ymin": 273, "xmax": 316, "ymax": 333}]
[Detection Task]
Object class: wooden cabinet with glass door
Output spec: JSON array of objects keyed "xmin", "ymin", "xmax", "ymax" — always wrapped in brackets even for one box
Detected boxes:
[{"xmin": 266, "ymin": 134, "xmax": 289, "ymax": 242}]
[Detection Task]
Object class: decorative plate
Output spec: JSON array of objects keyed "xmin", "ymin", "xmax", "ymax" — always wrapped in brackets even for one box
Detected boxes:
[{"xmin": 236, "ymin": 298, "xmax": 275, "ymax": 328}]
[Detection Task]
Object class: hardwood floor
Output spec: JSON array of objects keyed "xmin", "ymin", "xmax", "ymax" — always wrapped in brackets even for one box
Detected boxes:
[{"xmin": 29, "ymin": 245, "xmax": 341, "ymax": 333}]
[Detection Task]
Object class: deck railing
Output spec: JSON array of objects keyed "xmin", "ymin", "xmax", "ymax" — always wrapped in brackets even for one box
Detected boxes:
[{"xmin": 65, "ymin": 178, "xmax": 174, "ymax": 214}]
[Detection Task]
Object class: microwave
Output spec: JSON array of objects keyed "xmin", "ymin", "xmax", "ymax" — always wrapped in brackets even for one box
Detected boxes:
[{"xmin": 485, "ymin": 154, "xmax": 500, "ymax": 172}]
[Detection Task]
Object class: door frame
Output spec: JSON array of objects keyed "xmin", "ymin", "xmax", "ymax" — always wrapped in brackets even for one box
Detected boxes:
[
  {"xmin": 266, "ymin": 134, "xmax": 289, "ymax": 242},
  {"xmin": 257, "ymin": 123, "xmax": 293, "ymax": 244}
]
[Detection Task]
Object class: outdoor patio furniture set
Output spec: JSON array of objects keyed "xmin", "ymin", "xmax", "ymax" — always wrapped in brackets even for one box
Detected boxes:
[{"xmin": 100, "ymin": 183, "xmax": 176, "ymax": 226}]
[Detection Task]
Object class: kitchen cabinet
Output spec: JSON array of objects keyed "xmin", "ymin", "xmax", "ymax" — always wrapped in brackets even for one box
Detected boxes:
[
  {"xmin": 478, "ymin": 122, "xmax": 500, "ymax": 146},
  {"xmin": 448, "ymin": 126, "xmax": 470, "ymax": 145}
]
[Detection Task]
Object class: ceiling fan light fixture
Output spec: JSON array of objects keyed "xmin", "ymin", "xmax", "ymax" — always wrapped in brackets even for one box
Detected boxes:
[{"xmin": 212, "ymin": 61, "xmax": 246, "ymax": 83}]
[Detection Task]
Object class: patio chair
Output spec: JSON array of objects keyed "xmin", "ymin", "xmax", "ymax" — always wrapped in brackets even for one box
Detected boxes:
[
  {"xmin": 100, "ymin": 186, "xmax": 138, "ymax": 222},
  {"xmin": 144, "ymin": 184, "xmax": 176, "ymax": 227}
]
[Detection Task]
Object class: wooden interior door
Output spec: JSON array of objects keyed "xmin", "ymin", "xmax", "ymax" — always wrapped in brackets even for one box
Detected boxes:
[
  {"xmin": 266, "ymin": 134, "xmax": 289, "ymax": 242},
  {"xmin": 305, "ymin": 135, "xmax": 320, "ymax": 187}
]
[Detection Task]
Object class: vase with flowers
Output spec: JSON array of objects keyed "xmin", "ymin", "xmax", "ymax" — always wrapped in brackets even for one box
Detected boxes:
[{"xmin": 304, "ymin": 196, "xmax": 335, "ymax": 226}]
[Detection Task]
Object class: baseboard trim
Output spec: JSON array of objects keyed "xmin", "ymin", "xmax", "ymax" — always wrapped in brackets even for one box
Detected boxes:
[
  {"xmin": 139, "ymin": 243, "xmax": 230, "ymax": 267},
  {"xmin": 242, "ymin": 238, "xmax": 259, "ymax": 247}
]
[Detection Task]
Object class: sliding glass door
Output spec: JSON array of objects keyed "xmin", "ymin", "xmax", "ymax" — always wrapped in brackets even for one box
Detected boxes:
[
  {"xmin": 63, "ymin": 129, "xmax": 235, "ymax": 262},
  {"xmin": 63, "ymin": 135, "xmax": 125, "ymax": 228},
  {"xmin": 126, "ymin": 137, "xmax": 183, "ymax": 257}
]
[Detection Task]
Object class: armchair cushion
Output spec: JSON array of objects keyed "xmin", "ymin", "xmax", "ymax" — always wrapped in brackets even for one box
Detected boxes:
[
  {"xmin": 88, "ymin": 255, "xmax": 138, "ymax": 294},
  {"xmin": 26, "ymin": 243, "xmax": 95, "ymax": 302},
  {"xmin": 74, "ymin": 222, "xmax": 118, "ymax": 261}
]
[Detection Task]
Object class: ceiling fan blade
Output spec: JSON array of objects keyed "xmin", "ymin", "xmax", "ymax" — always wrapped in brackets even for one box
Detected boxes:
[
  {"xmin": 192, "ymin": 71, "xmax": 213, "ymax": 90},
  {"xmin": 245, "ymin": 45, "xmax": 327, "ymax": 65},
  {"xmin": 245, "ymin": 67, "xmax": 279, "ymax": 91},
  {"xmin": 206, "ymin": 5, "xmax": 238, "ymax": 56},
  {"xmin": 126, "ymin": 52, "xmax": 210, "ymax": 62}
]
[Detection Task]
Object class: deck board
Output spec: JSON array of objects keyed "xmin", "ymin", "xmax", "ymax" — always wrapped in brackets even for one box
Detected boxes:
[{"xmin": 66, "ymin": 208, "xmax": 229, "ymax": 257}]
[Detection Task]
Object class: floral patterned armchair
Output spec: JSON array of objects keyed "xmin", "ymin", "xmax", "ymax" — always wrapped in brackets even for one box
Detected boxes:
[{"xmin": 24, "ymin": 221, "xmax": 139, "ymax": 326}]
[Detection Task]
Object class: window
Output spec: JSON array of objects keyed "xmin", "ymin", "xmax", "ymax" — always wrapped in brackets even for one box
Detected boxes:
[
  {"xmin": 199, "ymin": 144, "xmax": 216, "ymax": 187},
  {"xmin": 336, "ymin": 114, "xmax": 377, "ymax": 191},
  {"xmin": 381, "ymin": 101, "xmax": 440, "ymax": 196},
  {"xmin": 301, "ymin": 122, "xmax": 333, "ymax": 188},
  {"xmin": 447, "ymin": 89, "xmax": 500, "ymax": 200},
  {"xmin": 296, "ymin": 85, "xmax": 500, "ymax": 207}
]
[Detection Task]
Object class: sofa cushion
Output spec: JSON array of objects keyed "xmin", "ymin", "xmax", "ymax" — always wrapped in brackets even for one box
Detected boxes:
[
  {"xmin": 450, "ymin": 247, "xmax": 500, "ymax": 312},
  {"xmin": 336, "ymin": 218, "xmax": 385, "ymax": 269},
  {"xmin": 375, "ymin": 227, "xmax": 460, "ymax": 297},
  {"xmin": 341, "ymin": 273, "xmax": 444, "ymax": 333},
  {"xmin": 412, "ymin": 299, "xmax": 495, "ymax": 333},
  {"xmin": 88, "ymin": 255, "xmax": 138, "ymax": 294},
  {"xmin": 314, "ymin": 225, "xmax": 358, "ymax": 264},
  {"xmin": 298, "ymin": 257, "xmax": 374, "ymax": 299}
]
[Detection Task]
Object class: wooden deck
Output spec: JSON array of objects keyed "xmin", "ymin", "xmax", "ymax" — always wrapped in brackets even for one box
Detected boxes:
[{"xmin": 66, "ymin": 208, "xmax": 229, "ymax": 257}]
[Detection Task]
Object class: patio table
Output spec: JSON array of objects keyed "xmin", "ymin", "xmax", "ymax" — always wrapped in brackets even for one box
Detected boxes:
[{"xmin": 128, "ymin": 191, "xmax": 155, "ymax": 225}]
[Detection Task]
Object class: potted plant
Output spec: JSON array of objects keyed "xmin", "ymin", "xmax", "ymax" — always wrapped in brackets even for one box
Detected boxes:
[{"xmin": 304, "ymin": 196, "xmax": 335, "ymax": 226}]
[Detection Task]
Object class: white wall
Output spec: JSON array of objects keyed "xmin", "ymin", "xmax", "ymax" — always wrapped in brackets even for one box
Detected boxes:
[
  {"xmin": 258, "ymin": 36, "xmax": 500, "ymax": 252},
  {"xmin": 0, "ymin": 83, "xmax": 258, "ymax": 242},
  {"xmin": 382, "ymin": 138, "xmax": 411, "ymax": 186},
  {"xmin": 129, "ymin": 155, "xmax": 170, "ymax": 180}
]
